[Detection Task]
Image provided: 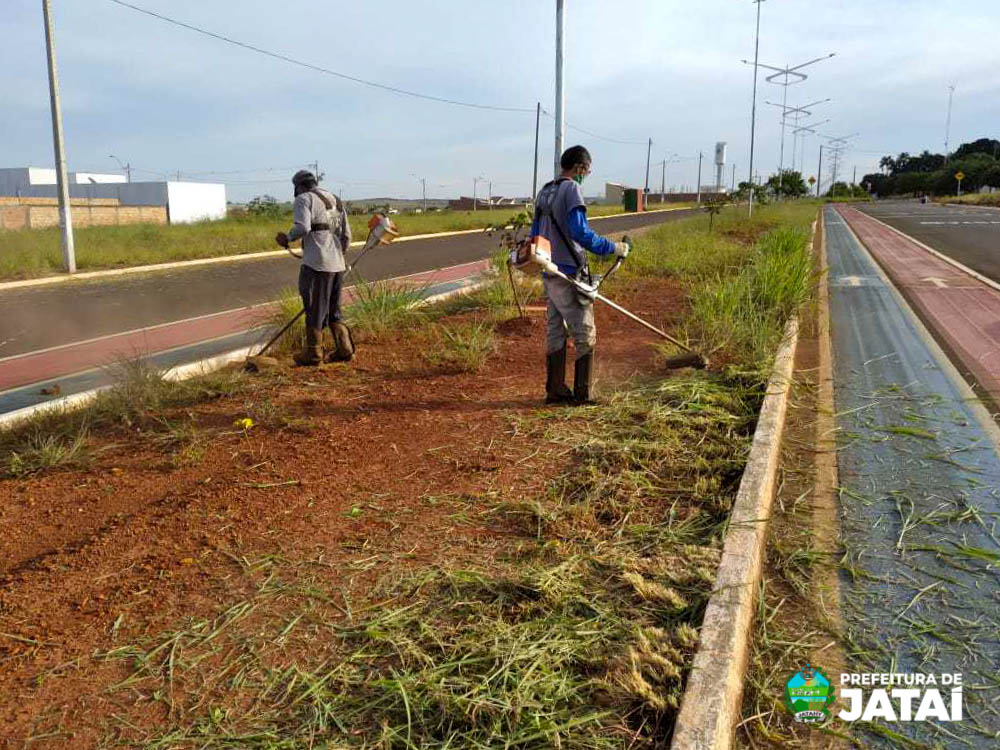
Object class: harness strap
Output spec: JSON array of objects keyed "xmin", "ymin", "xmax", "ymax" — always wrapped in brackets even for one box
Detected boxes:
[{"xmin": 537, "ymin": 178, "xmax": 589, "ymax": 276}]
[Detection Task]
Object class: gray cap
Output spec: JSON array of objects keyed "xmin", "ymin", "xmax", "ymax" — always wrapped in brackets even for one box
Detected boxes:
[{"xmin": 292, "ymin": 169, "xmax": 317, "ymax": 187}]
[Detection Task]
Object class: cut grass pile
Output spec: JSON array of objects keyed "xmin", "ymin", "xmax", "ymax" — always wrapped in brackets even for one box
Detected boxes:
[
  {"xmin": 0, "ymin": 205, "xmax": 651, "ymax": 281},
  {"xmin": 100, "ymin": 374, "xmax": 763, "ymax": 748}
]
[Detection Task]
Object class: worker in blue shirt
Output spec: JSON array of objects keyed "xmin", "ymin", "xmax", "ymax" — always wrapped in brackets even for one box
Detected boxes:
[{"xmin": 531, "ymin": 145, "xmax": 631, "ymax": 404}]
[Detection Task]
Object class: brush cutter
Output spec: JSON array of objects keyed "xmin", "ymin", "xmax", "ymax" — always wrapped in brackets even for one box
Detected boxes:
[
  {"xmin": 253, "ymin": 214, "xmax": 400, "ymax": 360},
  {"xmin": 509, "ymin": 236, "xmax": 708, "ymax": 370}
]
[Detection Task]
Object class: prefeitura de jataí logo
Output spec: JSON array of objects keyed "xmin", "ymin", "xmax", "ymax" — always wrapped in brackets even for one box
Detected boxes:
[
  {"xmin": 784, "ymin": 665, "xmax": 835, "ymax": 723},
  {"xmin": 784, "ymin": 668, "xmax": 964, "ymax": 725}
]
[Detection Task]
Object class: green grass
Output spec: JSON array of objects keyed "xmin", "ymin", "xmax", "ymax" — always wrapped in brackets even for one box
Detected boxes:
[
  {"xmin": 1, "ymin": 358, "xmax": 248, "ymax": 478},
  {"xmin": 99, "ymin": 374, "xmax": 761, "ymax": 748},
  {"xmin": 937, "ymin": 192, "xmax": 1000, "ymax": 207},
  {"xmin": 0, "ymin": 205, "xmax": 661, "ymax": 281},
  {"xmin": 424, "ymin": 321, "xmax": 497, "ymax": 372}
]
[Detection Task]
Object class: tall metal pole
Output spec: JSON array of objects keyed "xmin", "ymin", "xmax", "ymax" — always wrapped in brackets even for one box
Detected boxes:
[
  {"xmin": 661, "ymin": 159, "xmax": 666, "ymax": 198},
  {"xmin": 696, "ymin": 151, "xmax": 703, "ymax": 205},
  {"xmin": 473, "ymin": 178, "xmax": 477, "ymax": 212},
  {"xmin": 43, "ymin": 0, "xmax": 75, "ymax": 274},
  {"xmin": 816, "ymin": 145, "xmax": 823, "ymax": 198},
  {"xmin": 488, "ymin": 180, "xmax": 492, "ymax": 211},
  {"xmin": 554, "ymin": 0, "xmax": 566, "ymax": 177},
  {"xmin": 747, "ymin": 0, "xmax": 763, "ymax": 217},
  {"xmin": 532, "ymin": 102, "xmax": 541, "ymax": 202},
  {"xmin": 421, "ymin": 178, "xmax": 426, "ymax": 212},
  {"xmin": 777, "ymin": 71, "xmax": 788, "ymax": 198},
  {"xmin": 944, "ymin": 84, "xmax": 955, "ymax": 163},
  {"xmin": 732, "ymin": 163, "xmax": 737, "ymax": 193},
  {"xmin": 644, "ymin": 137, "xmax": 652, "ymax": 197}
]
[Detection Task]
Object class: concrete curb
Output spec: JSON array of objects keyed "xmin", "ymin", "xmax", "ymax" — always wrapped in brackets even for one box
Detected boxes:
[
  {"xmin": 0, "ymin": 278, "xmax": 487, "ymax": 431},
  {"xmin": 670, "ymin": 221, "xmax": 815, "ymax": 750},
  {"xmin": 0, "ymin": 208, "xmax": 688, "ymax": 291}
]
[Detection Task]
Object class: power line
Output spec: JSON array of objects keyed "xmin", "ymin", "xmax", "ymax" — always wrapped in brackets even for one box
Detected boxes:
[
  {"xmin": 105, "ymin": 0, "xmax": 534, "ymax": 114},
  {"xmin": 541, "ymin": 108, "xmax": 647, "ymax": 145}
]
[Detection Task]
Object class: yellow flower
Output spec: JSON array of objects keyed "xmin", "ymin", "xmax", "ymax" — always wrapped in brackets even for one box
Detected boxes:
[{"xmin": 234, "ymin": 417, "xmax": 255, "ymax": 430}]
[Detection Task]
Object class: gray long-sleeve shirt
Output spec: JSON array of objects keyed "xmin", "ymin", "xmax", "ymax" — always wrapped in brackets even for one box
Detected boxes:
[{"xmin": 287, "ymin": 188, "xmax": 352, "ymax": 273}]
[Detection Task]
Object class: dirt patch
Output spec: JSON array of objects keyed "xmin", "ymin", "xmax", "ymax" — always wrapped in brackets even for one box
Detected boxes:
[{"xmin": 0, "ymin": 277, "xmax": 691, "ymax": 747}]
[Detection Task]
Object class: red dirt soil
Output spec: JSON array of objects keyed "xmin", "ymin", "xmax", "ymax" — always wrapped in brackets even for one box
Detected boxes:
[{"xmin": 0, "ymin": 278, "xmax": 688, "ymax": 748}]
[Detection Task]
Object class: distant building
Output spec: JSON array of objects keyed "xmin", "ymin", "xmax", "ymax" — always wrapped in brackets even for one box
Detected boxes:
[{"xmin": 0, "ymin": 167, "xmax": 226, "ymax": 230}]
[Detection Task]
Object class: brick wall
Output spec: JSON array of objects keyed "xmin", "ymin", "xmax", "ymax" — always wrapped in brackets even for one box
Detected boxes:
[{"xmin": 0, "ymin": 197, "xmax": 167, "ymax": 230}]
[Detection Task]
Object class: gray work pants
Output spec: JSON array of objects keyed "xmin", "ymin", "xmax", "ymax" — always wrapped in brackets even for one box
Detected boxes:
[
  {"xmin": 544, "ymin": 274, "xmax": 596, "ymax": 357},
  {"xmin": 299, "ymin": 265, "xmax": 344, "ymax": 331}
]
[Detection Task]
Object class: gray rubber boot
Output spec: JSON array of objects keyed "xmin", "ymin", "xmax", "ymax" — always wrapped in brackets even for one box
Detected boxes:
[
  {"xmin": 327, "ymin": 321, "xmax": 355, "ymax": 362},
  {"xmin": 573, "ymin": 350, "xmax": 595, "ymax": 405},
  {"xmin": 545, "ymin": 346, "xmax": 575, "ymax": 404},
  {"xmin": 293, "ymin": 327, "xmax": 323, "ymax": 366}
]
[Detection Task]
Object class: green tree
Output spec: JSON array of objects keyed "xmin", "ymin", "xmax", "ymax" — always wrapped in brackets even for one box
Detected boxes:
[
  {"xmin": 246, "ymin": 194, "xmax": 283, "ymax": 218},
  {"xmin": 765, "ymin": 169, "xmax": 808, "ymax": 199}
]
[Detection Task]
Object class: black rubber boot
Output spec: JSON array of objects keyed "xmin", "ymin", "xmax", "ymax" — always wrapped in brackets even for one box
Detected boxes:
[
  {"xmin": 326, "ymin": 321, "xmax": 355, "ymax": 362},
  {"xmin": 573, "ymin": 350, "xmax": 595, "ymax": 405},
  {"xmin": 545, "ymin": 346, "xmax": 575, "ymax": 404},
  {"xmin": 293, "ymin": 327, "xmax": 323, "ymax": 366}
]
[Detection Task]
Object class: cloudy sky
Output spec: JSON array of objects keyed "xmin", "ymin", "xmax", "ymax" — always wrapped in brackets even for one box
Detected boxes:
[{"xmin": 5, "ymin": 0, "xmax": 999, "ymax": 202}]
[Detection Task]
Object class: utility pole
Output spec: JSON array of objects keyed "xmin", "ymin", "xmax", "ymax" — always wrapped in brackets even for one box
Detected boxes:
[
  {"xmin": 110, "ymin": 155, "xmax": 130, "ymax": 183},
  {"xmin": 696, "ymin": 151, "xmax": 703, "ymax": 205},
  {"xmin": 554, "ymin": 0, "xmax": 566, "ymax": 177},
  {"xmin": 43, "ymin": 0, "xmax": 75, "ymax": 273},
  {"xmin": 419, "ymin": 178, "xmax": 426, "ymax": 212},
  {"xmin": 747, "ymin": 0, "xmax": 764, "ymax": 218},
  {"xmin": 732, "ymin": 163, "xmax": 737, "ymax": 193},
  {"xmin": 488, "ymin": 180, "xmax": 492, "ymax": 211},
  {"xmin": 944, "ymin": 84, "xmax": 955, "ymax": 163},
  {"xmin": 816, "ymin": 145, "xmax": 823, "ymax": 198},
  {"xmin": 852, "ymin": 165, "xmax": 857, "ymax": 186},
  {"xmin": 644, "ymin": 137, "xmax": 652, "ymax": 200},
  {"xmin": 532, "ymin": 101, "xmax": 541, "ymax": 203},
  {"xmin": 661, "ymin": 159, "xmax": 666, "ymax": 198}
]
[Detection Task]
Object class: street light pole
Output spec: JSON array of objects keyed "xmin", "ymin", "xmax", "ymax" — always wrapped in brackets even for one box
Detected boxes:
[
  {"xmin": 644, "ymin": 137, "xmax": 652, "ymax": 201},
  {"xmin": 554, "ymin": 0, "xmax": 566, "ymax": 177},
  {"xmin": 732, "ymin": 163, "xmax": 737, "ymax": 193},
  {"xmin": 747, "ymin": 0, "xmax": 764, "ymax": 218},
  {"xmin": 748, "ymin": 53, "xmax": 835, "ymax": 198},
  {"xmin": 532, "ymin": 101, "xmax": 541, "ymax": 203},
  {"xmin": 944, "ymin": 84, "xmax": 956, "ymax": 163},
  {"xmin": 816, "ymin": 145, "xmax": 823, "ymax": 198},
  {"xmin": 42, "ymin": 0, "xmax": 75, "ymax": 273},
  {"xmin": 696, "ymin": 151, "xmax": 703, "ymax": 205}
]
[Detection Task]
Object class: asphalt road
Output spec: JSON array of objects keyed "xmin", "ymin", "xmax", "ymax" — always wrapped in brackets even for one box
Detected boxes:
[
  {"xmin": 859, "ymin": 199, "xmax": 1000, "ymax": 281},
  {"xmin": 826, "ymin": 206, "xmax": 1000, "ymax": 747},
  {"xmin": 0, "ymin": 209, "xmax": 693, "ymax": 358}
]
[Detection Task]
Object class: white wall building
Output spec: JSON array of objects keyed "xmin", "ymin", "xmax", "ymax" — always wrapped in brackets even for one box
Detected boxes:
[{"xmin": 0, "ymin": 167, "xmax": 226, "ymax": 224}]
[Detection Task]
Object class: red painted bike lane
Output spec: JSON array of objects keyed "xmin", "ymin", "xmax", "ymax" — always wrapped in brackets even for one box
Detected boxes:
[
  {"xmin": 837, "ymin": 205, "xmax": 1000, "ymax": 402},
  {"xmin": 0, "ymin": 260, "xmax": 488, "ymax": 393}
]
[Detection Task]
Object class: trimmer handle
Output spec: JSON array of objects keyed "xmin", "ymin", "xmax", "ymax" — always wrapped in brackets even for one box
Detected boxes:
[{"xmin": 598, "ymin": 255, "xmax": 625, "ymax": 289}]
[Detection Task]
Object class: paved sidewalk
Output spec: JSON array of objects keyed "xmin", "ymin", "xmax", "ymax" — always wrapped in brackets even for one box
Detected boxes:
[
  {"xmin": 840, "ymin": 204, "xmax": 1000, "ymax": 405},
  {"xmin": 826, "ymin": 206, "xmax": 1000, "ymax": 747}
]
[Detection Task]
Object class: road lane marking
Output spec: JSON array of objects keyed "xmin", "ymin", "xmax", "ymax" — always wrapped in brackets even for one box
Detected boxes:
[{"xmin": 922, "ymin": 277, "xmax": 948, "ymax": 288}]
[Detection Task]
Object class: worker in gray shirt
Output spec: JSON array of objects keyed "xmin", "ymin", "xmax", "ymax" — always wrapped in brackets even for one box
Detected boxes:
[
  {"xmin": 530, "ymin": 145, "xmax": 630, "ymax": 403},
  {"xmin": 275, "ymin": 170, "xmax": 354, "ymax": 365}
]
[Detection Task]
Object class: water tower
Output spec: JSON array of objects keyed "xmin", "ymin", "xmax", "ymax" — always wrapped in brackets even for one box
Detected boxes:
[{"xmin": 714, "ymin": 142, "xmax": 727, "ymax": 193}]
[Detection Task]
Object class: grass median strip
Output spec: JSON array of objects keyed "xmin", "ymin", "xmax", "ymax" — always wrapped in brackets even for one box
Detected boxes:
[
  {"xmin": 0, "ymin": 205, "xmax": 662, "ymax": 281},
  {"xmin": 2, "ymin": 203, "xmax": 819, "ymax": 746}
]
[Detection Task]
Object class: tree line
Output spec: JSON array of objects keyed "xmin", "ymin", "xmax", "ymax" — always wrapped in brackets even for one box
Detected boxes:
[{"xmin": 863, "ymin": 137, "xmax": 1000, "ymax": 196}]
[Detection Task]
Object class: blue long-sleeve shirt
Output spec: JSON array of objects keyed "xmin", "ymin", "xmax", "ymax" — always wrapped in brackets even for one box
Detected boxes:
[{"xmin": 530, "ymin": 205, "xmax": 615, "ymax": 276}]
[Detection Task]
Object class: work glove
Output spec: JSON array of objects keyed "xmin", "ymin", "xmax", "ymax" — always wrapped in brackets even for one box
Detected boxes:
[
  {"xmin": 613, "ymin": 240, "xmax": 631, "ymax": 258},
  {"xmin": 275, "ymin": 232, "xmax": 290, "ymax": 249}
]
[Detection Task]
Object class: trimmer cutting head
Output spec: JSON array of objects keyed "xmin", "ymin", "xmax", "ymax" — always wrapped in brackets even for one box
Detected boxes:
[{"xmin": 663, "ymin": 352, "xmax": 709, "ymax": 370}]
